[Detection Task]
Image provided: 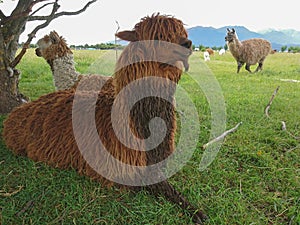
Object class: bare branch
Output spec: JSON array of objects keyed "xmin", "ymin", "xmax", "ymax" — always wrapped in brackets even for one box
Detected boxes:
[
  {"xmin": 28, "ymin": 0, "xmax": 97, "ymax": 21},
  {"xmin": 29, "ymin": 1, "xmax": 55, "ymax": 17},
  {"xmin": 202, "ymin": 122, "xmax": 243, "ymax": 149},
  {"xmin": 1, "ymin": 0, "xmax": 49, "ymax": 25},
  {"xmin": 115, "ymin": 20, "xmax": 120, "ymax": 60},
  {"xmin": 0, "ymin": 10, "xmax": 7, "ymax": 20},
  {"xmin": 264, "ymin": 86, "xmax": 280, "ymax": 118},
  {"xmin": 55, "ymin": 0, "xmax": 97, "ymax": 17}
]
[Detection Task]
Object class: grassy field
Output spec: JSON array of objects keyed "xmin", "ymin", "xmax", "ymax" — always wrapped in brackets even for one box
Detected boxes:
[{"xmin": 0, "ymin": 48, "xmax": 299, "ymax": 224}]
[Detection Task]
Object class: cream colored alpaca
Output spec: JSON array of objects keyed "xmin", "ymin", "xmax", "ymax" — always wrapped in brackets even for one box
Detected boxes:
[{"xmin": 36, "ymin": 31, "xmax": 109, "ymax": 90}]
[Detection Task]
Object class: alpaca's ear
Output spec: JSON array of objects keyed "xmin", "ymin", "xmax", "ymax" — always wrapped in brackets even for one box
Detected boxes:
[
  {"xmin": 116, "ymin": 30, "xmax": 138, "ymax": 42},
  {"xmin": 232, "ymin": 28, "xmax": 235, "ymax": 33},
  {"xmin": 49, "ymin": 31, "xmax": 61, "ymax": 43},
  {"xmin": 227, "ymin": 28, "xmax": 231, "ymax": 32}
]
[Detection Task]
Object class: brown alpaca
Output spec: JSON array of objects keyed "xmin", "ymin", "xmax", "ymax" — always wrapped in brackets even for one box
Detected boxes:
[
  {"xmin": 225, "ymin": 28, "xmax": 271, "ymax": 73},
  {"xmin": 3, "ymin": 14, "xmax": 206, "ymax": 223},
  {"xmin": 205, "ymin": 48, "xmax": 214, "ymax": 55},
  {"xmin": 35, "ymin": 31, "xmax": 109, "ymax": 90}
]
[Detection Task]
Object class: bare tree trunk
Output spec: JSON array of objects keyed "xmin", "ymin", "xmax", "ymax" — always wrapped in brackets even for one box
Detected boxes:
[
  {"xmin": 0, "ymin": 69, "xmax": 25, "ymax": 114},
  {"xmin": 0, "ymin": 0, "xmax": 32, "ymax": 114}
]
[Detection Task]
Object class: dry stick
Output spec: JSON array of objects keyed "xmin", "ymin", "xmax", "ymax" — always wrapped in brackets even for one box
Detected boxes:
[
  {"xmin": 115, "ymin": 20, "xmax": 120, "ymax": 60},
  {"xmin": 281, "ymin": 121, "xmax": 300, "ymax": 140},
  {"xmin": 264, "ymin": 87, "xmax": 299, "ymax": 140},
  {"xmin": 285, "ymin": 145, "xmax": 300, "ymax": 153},
  {"xmin": 202, "ymin": 122, "xmax": 242, "ymax": 149},
  {"xmin": 15, "ymin": 200, "xmax": 34, "ymax": 217},
  {"xmin": 264, "ymin": 86, "xmax": 280, "ymax": 118},
  {"xmin": 0, "ymin": 185, "xmax": 23, "ymax": 197}
]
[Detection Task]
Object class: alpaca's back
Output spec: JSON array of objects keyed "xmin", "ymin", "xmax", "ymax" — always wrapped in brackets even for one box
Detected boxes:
[
  {"xmin": 3, "ymin": 78, "xmax": 146, "ymax": 185},
  {"xmin": 3, "ymin": 91, "xmax": 69, "ymax": 156},
  {"xmin": 240, "ymin": 38, "xmax": 271, "ymax": 65},
  {"xmin": 4, "ymin": 91, "xmax": 78, "ymax": 162}
]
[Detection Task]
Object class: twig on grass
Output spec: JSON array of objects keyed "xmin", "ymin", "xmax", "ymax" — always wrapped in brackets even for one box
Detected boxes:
[
  {"xmin": 281, "ymin": 121, "xmax": 300, "ymax": 140},
  {"xmin": 264, "ymin": 86, "xmax": 280, "ymax": 118},
  {"xmin": 285, "ymin": 145, "xmax": 300, "ymax": 154},
  {"xmin": 15, "ymin": 200, "xmax": 34, "ymax": 217},
  {"xmin": 202, "ymin": 122, "xmax": 242, "ymax": 149},
  {"xmin": 0, "ymin": 185, "xmax": 23, "ymax": 197},
  {"xmin": 279, "ymin": 79, "xmax": 300, "ymax": 83}
]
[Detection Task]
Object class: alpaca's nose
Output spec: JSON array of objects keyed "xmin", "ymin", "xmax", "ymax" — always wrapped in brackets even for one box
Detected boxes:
[
  {"xmin": 35, "ymin": 48, "xmax": 42, "ymax": 57},
  {"xmin": 181, "ymin": 39, "xmax": 192, "ymax": 49}
]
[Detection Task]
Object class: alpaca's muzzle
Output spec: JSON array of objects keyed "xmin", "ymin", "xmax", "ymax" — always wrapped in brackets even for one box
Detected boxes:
[{"xmin": 35, "ymin": 48, "xmax": 42, "ymax": 57}]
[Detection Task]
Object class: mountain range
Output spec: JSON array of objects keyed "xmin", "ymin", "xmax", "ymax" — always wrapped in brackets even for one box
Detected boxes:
[{"xmin": 187, "ymin": 26, "xmax": 300, "ymax": 50}]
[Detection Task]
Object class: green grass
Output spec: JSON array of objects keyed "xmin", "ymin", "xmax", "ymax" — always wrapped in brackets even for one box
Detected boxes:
[{"xmin": 1, "ymin": 49, "xmax": 299, "ymax": 224}]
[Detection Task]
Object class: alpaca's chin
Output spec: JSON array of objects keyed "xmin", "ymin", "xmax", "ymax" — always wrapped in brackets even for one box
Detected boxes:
[
  {"xmin": 174, "ymin": 61, "xmax": 184, "ymax": 71},
  {"xmin": 174, "ymin": 60, "xmax": 189, "ymax": 71},
  {"xmin": 183, "ymin": 60, "xmax": 189, "ymax": 71}
]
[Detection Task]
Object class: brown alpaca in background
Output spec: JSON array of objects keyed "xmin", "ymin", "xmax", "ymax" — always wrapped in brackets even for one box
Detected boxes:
[
  {"xmin": 4, "ymin": 14, "xmax": 206, "ymax": 223},
  {"xmin": 225, "ymin": 28, "xmax": 271, "ymax": 73},
  {"xmin": 205, "ymin": 48, "xmax": 214, "ymax": 56},
  {"xmin": 35, "ymin": 31, "xmax": 109, "ymax": 90}
]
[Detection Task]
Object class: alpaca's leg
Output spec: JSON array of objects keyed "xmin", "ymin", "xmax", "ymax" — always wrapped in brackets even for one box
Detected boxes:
[
  {"xmin": 146, "ymin": 180, "xmax": 207, "ymax": 223},
  {"xmin": 256, "ymin": 57, "xmax": 266, "ymax": 72},
  {"xmin": 245, "ymin": 64, "xmax": 252, "ymax": 73},
  {"xmin": 255, "ymin": 58, "xmax": 265, "ymax": 72},
  {"xmin": 237, "ymin": 62, "xmax": 244, "ymax": 73},
  {"xmin": 254, "ymin": 63, "xmax": 262, "ymax": 73}
]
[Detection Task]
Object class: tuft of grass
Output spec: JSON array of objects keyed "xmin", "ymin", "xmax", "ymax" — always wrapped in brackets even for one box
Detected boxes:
[{"xmin": 1, "ymin": 49, "xmax": 299, "ymax": 224}]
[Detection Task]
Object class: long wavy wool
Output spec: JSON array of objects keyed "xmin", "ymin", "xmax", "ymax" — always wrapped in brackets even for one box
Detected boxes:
[
  {"xmin": 3, "ymin": 14, "xmax": 206, "ymax": 223},
  {"xmin": 226, "ymin": 28, "xmax": 271, "ymax": 73}
]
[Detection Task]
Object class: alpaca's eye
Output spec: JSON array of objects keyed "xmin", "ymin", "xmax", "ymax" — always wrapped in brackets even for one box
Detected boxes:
[{"xmin": 180, "ymin": 39, "xmax": 192, "ymax": 49}]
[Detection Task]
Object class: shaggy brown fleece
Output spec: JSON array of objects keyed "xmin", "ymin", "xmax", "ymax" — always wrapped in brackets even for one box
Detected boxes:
[
  {"xmin": 225, "ymin": 28, "xmax": 271, "ymax": 73},
  {"xmin": 3, "ymin": 14, "xmax": 206, "ymax": 223}
]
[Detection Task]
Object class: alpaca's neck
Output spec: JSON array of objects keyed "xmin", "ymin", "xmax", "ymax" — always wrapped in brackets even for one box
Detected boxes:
[
  {"xmin": 228, "ymin": 37, "xmax": 243, "ymax": 59},
  {"xmin": 112, "ymin": 48, "xmax": 181, "ymax": 164},
  {"xmin": 50, "ymin": 54, "xmax": 80, "ymax": 90}
]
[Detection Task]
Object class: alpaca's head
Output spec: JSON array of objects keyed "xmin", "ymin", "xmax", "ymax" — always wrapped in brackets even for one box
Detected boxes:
[
  {"xmin": 225, "ymin": 28, "xmax": 237, "ymax": 43},
  {"xmin": 35, "ymin": 31, "xmax": 73, "ymax": 61},
  {"xmin": 115, "ymin": 13, "xmax": 192, "ymax": 72}
]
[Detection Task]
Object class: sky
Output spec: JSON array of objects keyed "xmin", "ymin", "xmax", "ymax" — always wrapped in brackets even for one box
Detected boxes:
[{"xmin": 1, "ymin": 0, "xmax": 300, "ymax": 45}]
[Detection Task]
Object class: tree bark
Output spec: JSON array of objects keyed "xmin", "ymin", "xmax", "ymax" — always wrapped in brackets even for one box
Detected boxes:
[
  {"xmin": 0, "ymin": 0, "xmax": 32, "ymax": 114},
  {"xmin": 0, "ymin": 69, "xmax": 26, "ymax": 114}
]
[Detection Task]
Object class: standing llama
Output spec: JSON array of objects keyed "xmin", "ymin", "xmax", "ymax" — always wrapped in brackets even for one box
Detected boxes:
[
  {"xmin": 3, "ymin": 14, "xmax": 206, "ymax": 223},
  {"xmin": 35, "ymin": 31, "xmax": 109, "ymax": 90},
  {"xmin": 225, "ymin": 28, "xmax": 271, "ymax": 73}
]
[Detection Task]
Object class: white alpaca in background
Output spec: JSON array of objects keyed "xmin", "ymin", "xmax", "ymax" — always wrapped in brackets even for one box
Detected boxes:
[
  {"xmin": 219, "ymin": 48, "xmax": 226, "ymax": 55},
  {"xmin": 203, "ymin": 51, "xmax": 210, "ymax": 61}
]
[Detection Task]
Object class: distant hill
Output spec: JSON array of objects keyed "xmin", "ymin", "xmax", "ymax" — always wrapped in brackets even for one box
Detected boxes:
[{"xmin": 187, "ymin": 26, "xmax": 300, "ymax": 50}]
